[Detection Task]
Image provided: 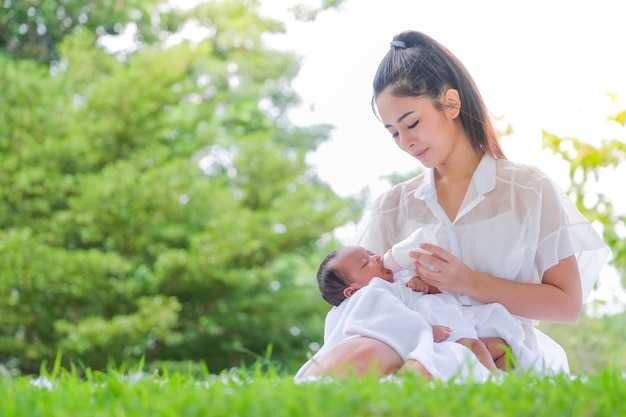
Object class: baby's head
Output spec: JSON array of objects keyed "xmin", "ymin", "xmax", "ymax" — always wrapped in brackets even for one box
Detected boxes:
[{"xmin": 317, "ymin": 246, "xmax": 394, "ymax": 306}]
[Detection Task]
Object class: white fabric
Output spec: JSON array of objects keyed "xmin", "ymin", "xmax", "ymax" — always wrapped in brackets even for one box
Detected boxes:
[
  {"xmin": 294, "ymin": 278, "xmax": 493, "ymax": 382},
  {"xmin": 294, "ymin": 275, "xmax": 547, "ymax": 382},
  {"xmin": 355, "ymin": 154, "xmax": 609, "ymax": 371},
  {"xmin": 393, "ymin": 271, "xmax": 543, "ymax": 372}
]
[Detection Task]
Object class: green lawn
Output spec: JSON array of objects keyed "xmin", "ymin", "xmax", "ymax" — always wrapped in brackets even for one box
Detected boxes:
[{"xmin": 1, "ymin": 364, "xmax": 624, "ymax": 416}]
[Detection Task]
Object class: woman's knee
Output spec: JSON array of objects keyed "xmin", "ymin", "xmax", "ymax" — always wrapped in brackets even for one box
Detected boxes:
[{"xmin": 300, "ymin": 337, "xmax": 403, "ymax": 379}]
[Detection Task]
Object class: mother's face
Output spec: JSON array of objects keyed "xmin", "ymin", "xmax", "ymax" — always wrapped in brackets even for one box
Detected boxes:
[{"xmin": 375, "ymin": 87, "xmax": 463, "ymax": 169}]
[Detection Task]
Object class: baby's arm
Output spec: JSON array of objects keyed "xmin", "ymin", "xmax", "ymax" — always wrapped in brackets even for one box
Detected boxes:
[{"xmin": 431, "ymin": 325, "xmax": 452, "ymax": 343}]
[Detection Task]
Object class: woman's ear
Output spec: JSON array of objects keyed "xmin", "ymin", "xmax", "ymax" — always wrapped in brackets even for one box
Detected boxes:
[{"xmin": 442, "ymin": 88, "xmax": 461, "ymax": 119}]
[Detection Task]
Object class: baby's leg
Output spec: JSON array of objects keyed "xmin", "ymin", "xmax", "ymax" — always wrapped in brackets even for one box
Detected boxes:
[
  {"xmin": 455, "ymin": 338, "xmax": 497, "ymax": 371},
  {"xmin": 480, "ymin": 337, "xmax": 513, "ymax": 371}
]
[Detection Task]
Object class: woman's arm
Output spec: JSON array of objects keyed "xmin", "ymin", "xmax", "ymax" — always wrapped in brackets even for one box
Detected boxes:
[{"xmin": 413, "ymin": 244, "xmax": 582, "ymax": 323}]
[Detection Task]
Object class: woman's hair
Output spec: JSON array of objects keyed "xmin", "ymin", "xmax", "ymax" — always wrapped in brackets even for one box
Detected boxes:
[
  {"xmin": 317, "ymin": 249, "xmax": 350, "ymax": 306},
  {"xmin": 372, "ymin": 30, "xmax": 506, "ymax": 159}
]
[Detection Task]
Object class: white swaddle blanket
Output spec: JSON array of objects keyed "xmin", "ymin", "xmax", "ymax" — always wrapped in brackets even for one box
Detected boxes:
[
  {"xmin": 393, "ymin": 271, "xmax": 544, "ymax": 373},
  {"xmin": 294, "ymin": 277, "xmax": 543, "ymax": 382}
]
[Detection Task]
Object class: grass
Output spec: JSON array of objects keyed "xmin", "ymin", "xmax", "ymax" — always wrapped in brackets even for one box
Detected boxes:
[{"xmin": 1, "ymin": 361, "xmax": 624, "ymax": 417}]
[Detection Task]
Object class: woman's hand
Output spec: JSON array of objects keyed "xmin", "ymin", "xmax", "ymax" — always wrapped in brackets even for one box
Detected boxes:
[
  {"xmin": 412, "ymin": 243, "xmax": 583, "ymax": 323},
  {"xmin": 410, "ymin": 243, "xmax": 477, "ymax": 295}
]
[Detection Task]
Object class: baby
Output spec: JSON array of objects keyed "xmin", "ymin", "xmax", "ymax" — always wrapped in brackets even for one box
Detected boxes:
[{"xmin": 317, "ymin": 244, "xmax": 530, "ymax": 372}]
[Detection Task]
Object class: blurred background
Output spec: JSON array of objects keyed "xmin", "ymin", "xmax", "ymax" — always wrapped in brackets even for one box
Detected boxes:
[{"xmin": 0, "ymin": 0, "xmax": 624, "ymax": 376}]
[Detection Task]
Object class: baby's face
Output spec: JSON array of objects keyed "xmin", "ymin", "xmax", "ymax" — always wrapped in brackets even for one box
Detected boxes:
[{"xmin": 334, "ymin": 246, "xmax": 394, "ymax": 290}]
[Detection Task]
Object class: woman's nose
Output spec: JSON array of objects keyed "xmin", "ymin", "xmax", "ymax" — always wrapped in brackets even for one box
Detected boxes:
[{"xmin": 397, "ymin": 131, "xmax": 415, "ymax": 149}]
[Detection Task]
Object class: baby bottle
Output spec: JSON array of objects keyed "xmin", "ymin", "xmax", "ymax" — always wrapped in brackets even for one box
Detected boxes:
[{"xmin": 383, "ymin": 227, "xmax": 437, "ymax": 273}]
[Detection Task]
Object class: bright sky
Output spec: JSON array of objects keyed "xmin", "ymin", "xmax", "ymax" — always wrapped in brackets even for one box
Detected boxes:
[
  {"xmin": 261, "ymin": 0, "xmax": 626, "ymax": 313},
  {"xmin": 135, "ymin": 0, "xmax": 626, "ymax": 312},
  {"xmin": 263, "ymin": 0, "xmax": 626, "ymax": 198}
]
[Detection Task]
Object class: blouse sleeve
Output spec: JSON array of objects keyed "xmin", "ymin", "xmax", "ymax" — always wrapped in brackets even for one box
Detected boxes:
[
  {"xmin": 354, "ymin": 177, "xmax": 433, "ymax": 256},
  {"xmin": 535, "ymin": 175, "xmax": 609, "ymax": 301},
  {"xmin": 354, "ymin": 188, "xmax": 402, "ymax": 255}
]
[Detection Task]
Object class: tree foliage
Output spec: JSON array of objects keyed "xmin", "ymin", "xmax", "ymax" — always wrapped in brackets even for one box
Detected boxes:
[
  {"xmin": 1, "ymin": 0, "xmax": 623, "ymax": 376},
  {"xmin": 0, "ymin": 0, "xmax": 162, "ymax": 64},
  {"xmin": 542, "ymin": 97, "xmax": 626, "ymax": 282},
  {"xmin": 0, "ymin": 0, "xmax": 360, "ymax": 374},
  {"xmin": 540, "ymin": 97, "xmax": 626, "ymax": 373}
]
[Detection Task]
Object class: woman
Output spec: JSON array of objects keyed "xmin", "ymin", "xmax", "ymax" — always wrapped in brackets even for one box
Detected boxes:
[{"xmin": 296, "ymin": 30, "xmax": 607, "ymax": 381}]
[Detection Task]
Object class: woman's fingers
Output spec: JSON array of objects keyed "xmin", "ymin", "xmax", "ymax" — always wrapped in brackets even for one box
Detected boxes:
[
  {"xmin": 415, "ymin": 262, "xmax": 440, "ymax": 286},
  {"xmin": 411, "ymin": 245, "xmax": 447, "ymax": 273},
  {"xmin": 411, "ymin": 245, "xmax": 472, "ymax": 293}
]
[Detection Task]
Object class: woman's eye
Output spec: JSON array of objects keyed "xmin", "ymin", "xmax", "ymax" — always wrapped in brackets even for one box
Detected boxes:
[
  {"xmin": 391, "ymin": 131, "xmax": 399, "ymax": 139},
  {"xmin": 407, "ymin": 120, "xmax": 419, "ymax": 129}
]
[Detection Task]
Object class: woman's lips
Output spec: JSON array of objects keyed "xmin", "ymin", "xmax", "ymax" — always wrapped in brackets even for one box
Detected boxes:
[{"xmin": 415, "ymin": 148, "xmax": 428, "ymax": 159}]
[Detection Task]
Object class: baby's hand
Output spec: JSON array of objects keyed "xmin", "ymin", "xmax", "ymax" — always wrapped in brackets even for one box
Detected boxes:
[
  {"xmin": 406, "ymin": 275, "xmax": 429, "ymax": 293},
  {"xmin": 431, "ymin": 325, "xmax": 452, "ymax": 343}
]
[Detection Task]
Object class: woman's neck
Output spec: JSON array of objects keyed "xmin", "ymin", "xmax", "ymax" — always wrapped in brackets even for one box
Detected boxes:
[
  {"xmin": 434, "ymin": 148, "xmax": 483, "ymax": 183},
  {"xmin": 433, "ymin": 148, "xmax": 483, "ymax": 222}
]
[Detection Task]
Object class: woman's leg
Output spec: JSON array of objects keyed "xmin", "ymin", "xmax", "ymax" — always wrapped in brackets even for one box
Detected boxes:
[
  {"xmin": 396, "ymin": 359, "xmax": 433, "ymax": 379},
  {"xmin": 299, "ymin": 337, "xmax": 404, "ymax": 379}
]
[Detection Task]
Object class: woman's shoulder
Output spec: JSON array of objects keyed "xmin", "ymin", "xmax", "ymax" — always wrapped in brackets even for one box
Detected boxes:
[
  {"xmin": 373, "ymin": 174, "xmax": 427, "ymax": 205},
  {"xmin": 496, "ymin": 158, "xmax": 545, "ymax": 176},
  {"xmin": 495, "ymin": 158, "xmax": 570, "ymax": 210},
  {"xmin": 495, "ymin": 158, "xmax": 554, "ymax": 188}
]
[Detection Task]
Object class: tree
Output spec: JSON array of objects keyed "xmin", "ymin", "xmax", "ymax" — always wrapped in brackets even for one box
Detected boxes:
[
  {"xmin": 0, "ymin": 0, "xmax": 360, "ymax": 374},
  {"xmin": 0, "ymin": 0, "xmax": 161, "ymax": 64},
  {"xmin": 542, "ymin": 97, "xmax": 626, "ymax": 283},
  {"xmin": 540, "ymin": 96, "xmax": 626, "ymax": 373}
]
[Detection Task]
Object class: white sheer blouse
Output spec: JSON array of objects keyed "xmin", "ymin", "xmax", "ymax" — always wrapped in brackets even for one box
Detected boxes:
[{"xmin": 354, "ymin": 153, "xmax": 609, "ymax": 370}]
